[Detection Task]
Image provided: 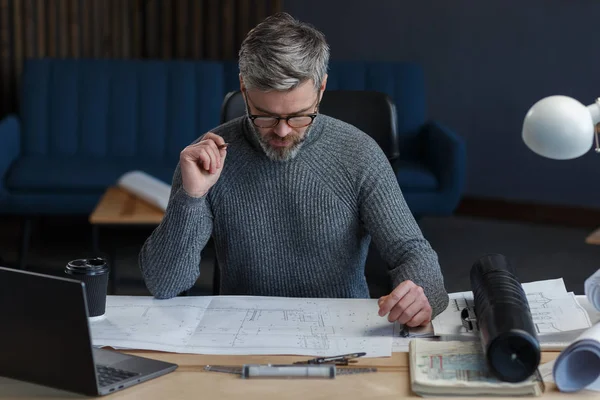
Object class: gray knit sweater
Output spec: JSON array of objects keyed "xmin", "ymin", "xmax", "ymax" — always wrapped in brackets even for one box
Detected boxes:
[{"xmin": 139, "ymin": 114, "xmax": 449, "ymax": 317}]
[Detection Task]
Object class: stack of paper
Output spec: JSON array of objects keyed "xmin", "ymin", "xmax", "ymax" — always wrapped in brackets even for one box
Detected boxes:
[{"xmin": 409, "ymin": 340, "xmax": 544, "ymax": 397}]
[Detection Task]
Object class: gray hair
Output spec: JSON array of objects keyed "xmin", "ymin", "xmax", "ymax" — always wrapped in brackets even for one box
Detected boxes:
[{"xmin": 238, "ymin": 13, "xmax": 330, "ymax": 92}]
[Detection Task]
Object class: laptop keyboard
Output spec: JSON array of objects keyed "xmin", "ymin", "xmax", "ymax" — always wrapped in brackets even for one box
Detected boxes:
[{"xmin": 96, "ymin": 365, "xmax": 140, "ymax": 387}]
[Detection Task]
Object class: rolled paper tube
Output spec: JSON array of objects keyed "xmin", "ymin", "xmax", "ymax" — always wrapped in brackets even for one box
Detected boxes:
[
  {"xmin": 585, "ymin": 269, "xmax": 600, "ymax": 312},
  {"xmin": 553, "ymin": 323, "xmax": 600, "ymax": 392}
]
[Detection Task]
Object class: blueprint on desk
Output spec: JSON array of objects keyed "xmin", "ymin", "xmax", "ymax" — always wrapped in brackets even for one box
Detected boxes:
[
  {"xmin": 90, "ymin": 296, "xmax": 394, "ymax": 357},
  {"xmin": 431, "ymin": 278, "xmax": 593, "ymax": 346}
]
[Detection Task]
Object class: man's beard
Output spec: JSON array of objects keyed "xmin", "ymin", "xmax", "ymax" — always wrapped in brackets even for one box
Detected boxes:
[{"xmin": 249, "ymin": 123, "xmax": 311, "ymax": 162}]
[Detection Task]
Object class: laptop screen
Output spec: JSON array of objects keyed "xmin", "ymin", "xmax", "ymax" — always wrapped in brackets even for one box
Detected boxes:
[{"xmin": 0, "ymin": 267, "xmax": 99, "ymax": 395}]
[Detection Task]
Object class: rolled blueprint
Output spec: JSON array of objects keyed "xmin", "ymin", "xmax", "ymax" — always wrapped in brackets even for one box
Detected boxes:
[
  {"xmin": 585, "ymin": 268, "xmax": 600, "ymax": 312},
  {"xmin": 552, "ymin": 268, "xmax": 600, "ymax": 392},
  {"xmin": 117, "ymin": 171, "xmax": 171, "ymax": 211},
  {"xmin": 552, "ymin": 323, "xmax": 600, "ymax": 392}
]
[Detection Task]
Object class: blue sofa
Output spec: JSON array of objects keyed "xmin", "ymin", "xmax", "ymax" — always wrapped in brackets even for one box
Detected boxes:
[{"xmin": 0, "ymin": 58, "xmax": 465, "ymax": 217}]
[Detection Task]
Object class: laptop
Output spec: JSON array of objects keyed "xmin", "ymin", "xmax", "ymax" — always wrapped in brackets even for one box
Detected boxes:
[{"xmin": 0, "ymin": 267, "xmax": 178, "ymax": 396}]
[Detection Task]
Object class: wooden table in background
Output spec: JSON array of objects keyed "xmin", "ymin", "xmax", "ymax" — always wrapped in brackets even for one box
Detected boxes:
[
  {"xmin": 88, "ymin": 187, "xmax": 165, "ymax": 293},
  {"xmin": 586, "ymin": 227, "xmax": 600, "ymax": 245},
  {"xmin": 0, "ymin": 351, "xmax": 595, "ymax": 400},
  {"xmin": 89, "ymin": 186, "xmax": 165, "ymax": 225}
]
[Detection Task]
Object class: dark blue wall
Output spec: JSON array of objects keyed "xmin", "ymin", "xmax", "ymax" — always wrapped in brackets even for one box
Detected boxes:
[{"xmin": 284, "ymin": 0, "xmax": 600, "ymax": 209}]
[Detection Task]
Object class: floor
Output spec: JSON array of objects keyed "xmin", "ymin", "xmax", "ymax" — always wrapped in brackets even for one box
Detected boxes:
[{"xmin": 1, "ymin": 214, "xmax": 599, "ymax": 296}]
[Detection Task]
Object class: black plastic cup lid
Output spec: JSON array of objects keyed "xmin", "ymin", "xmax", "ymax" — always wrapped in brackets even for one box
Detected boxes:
[{"xmin": 65, "ymin": 258, "xmax": 109, "ymax": 275}]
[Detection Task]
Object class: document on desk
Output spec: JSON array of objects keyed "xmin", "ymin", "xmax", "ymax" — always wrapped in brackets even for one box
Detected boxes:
[
  {"xmin": 409, "ymin": 340, "xmax": 544, "ymax": 397},
  {"xmin": 90, "ymin": 295, "xmax": 394, "ymax": 357},
  {"xmin": 89, "ymin": 296, "xmax": 212, "ymax": 353},
  {"xmin": 431, "ymin": 278, "xmax": 593, "ymax": 345}
]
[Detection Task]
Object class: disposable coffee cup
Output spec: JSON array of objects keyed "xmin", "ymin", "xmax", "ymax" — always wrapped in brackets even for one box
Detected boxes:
[{"xmin": 65, "ymin": 258, "xmax": 110, "ymax": 318}]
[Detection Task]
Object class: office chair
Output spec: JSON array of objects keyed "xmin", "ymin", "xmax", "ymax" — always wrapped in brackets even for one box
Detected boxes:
[
  {"xmin": 220, "ymin": 90, "xmax": 399, "ymax": 160},
  {"xmin": 218, "ymin": 90, "xmax": 398, "ymax": 298}
]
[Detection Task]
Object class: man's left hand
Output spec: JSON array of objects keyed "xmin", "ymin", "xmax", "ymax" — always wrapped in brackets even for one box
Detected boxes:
[{"xmin": 378, "ymin": 280, "xmax": 432, "ymax": 327}]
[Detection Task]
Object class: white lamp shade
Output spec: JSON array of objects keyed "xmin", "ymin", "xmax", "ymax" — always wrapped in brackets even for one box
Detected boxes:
[{"xmin": 522, "ymin": 95, "xmax": 594, "ymax": 160}]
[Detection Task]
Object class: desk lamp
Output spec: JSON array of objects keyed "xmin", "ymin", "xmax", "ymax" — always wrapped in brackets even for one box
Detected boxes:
[
  {"xmin": 523, "ymin": 96, "xmax": 600, "ymax": 392},
  {"xmin": 522, "ymin": 95, "xmax": 600, "ymax": 159}
]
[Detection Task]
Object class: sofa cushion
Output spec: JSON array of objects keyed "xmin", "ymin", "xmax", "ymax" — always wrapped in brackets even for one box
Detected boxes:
[
  {"xmin": 394, "ymin": 161, "xmax": 438, "ymax": 191},
  {"xmin": 6, "ymin": 157, "xmax": 175, "ymax": 191}
]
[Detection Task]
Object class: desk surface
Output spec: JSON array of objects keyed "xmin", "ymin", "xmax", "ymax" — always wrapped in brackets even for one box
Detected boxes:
[
  {"xmin": 0, "ymin": 351, "xmax": 597, "ymax": 400},
  {"xmin": 89, "ymin": 186, "xmax": 164, "ymax": 225}
]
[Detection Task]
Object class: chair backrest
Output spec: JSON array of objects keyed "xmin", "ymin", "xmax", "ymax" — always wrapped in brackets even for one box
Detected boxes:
[
  {"xmin": 220, "ymin": 90, "xmax": 399, "ymax": 161},
  {"xmin": 222, "ymin": 60, "xmax": 427, "ymax": 137},
  {"xmin": 326, "ymin": 62, "xmax": 425, "ymax": 138},
  {"xmin": 220, "ymin": 91, "xmax": 246, "ymax": 125}
]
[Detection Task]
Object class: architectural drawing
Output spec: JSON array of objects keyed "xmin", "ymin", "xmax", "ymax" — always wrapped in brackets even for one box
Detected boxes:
[
  {"xmin": 185, "ymin": 297, "xmax": 393, "ymax": 355},
  {"xmin": 90, "ymin": 296, "xmax": 393, "ymax": 357}
]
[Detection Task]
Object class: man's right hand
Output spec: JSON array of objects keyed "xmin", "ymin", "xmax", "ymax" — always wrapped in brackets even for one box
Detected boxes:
[{"xmin": 179, "ymin": 133, "xmax": 228, "ymax": 198}]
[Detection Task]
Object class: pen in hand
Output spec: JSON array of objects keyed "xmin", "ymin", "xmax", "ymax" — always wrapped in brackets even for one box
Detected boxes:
[{"xmin": 197, "ymin": 142, "xmax": 228, "ymax": 172}]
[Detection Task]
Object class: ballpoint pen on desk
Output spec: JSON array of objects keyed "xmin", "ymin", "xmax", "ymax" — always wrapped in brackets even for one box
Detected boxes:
[
  {"xmin": 294, "ymin": 352, "xmax": 367, "ymax": 366},
  {"xmin": 399, "ymin": 323, "xmax": 435, "ymax": 338}
]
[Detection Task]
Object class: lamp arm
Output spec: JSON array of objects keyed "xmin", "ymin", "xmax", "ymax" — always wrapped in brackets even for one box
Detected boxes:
[
  {"xmin": 587, "ymin": 98, "xmax": 600, "ymax": 124},
  {"xmin": 589, "ymin": 99, "xmax": 600, "ymax": 153}
]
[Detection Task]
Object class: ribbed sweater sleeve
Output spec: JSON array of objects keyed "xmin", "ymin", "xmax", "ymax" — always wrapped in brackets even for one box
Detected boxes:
[
  {"xmin": 357, "ymin": 141, "xmax": 449, "ymax": 317},
  {"xmin": 138, "ymin": 164, "xmax": 213, "ymax": 298}
]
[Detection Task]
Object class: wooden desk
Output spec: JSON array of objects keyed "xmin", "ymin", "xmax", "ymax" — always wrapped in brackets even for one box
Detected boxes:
[
  {"xmin": 0, "ymin": 351, "xmax": 596, "ymax": 399},
  {"xmin": 586, "ymin": 227, "xmax": 600, "ymax": 245}
]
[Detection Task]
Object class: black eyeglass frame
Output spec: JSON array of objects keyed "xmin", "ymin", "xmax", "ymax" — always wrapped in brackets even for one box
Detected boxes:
[{"xmin": 244, "ymin": 91, "xmax": 320, "ymax": 129}]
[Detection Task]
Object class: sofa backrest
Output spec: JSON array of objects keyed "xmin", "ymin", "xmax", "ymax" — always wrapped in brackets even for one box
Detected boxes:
[
  {"xmin": 19, "ymin": 58, "xmax": 426, "ymax": 160},
  {"xmin": 20, "ymin": 59, "xmax": 226, "ymax": 160}
]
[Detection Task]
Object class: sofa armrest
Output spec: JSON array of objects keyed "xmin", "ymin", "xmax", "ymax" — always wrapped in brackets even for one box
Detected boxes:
[
  {"xmin": 422, "ymin": 121, "xmax": 466, "ymax": 214},
  {"xmin": 0, "ymin": 115, "xmax": 21, "ymax": 192}
]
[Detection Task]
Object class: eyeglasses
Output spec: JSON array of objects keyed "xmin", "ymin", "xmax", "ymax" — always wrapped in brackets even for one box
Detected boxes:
[{"xmin": 244, "ymin": 92, "xmax": 319, "ymax": 129}]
